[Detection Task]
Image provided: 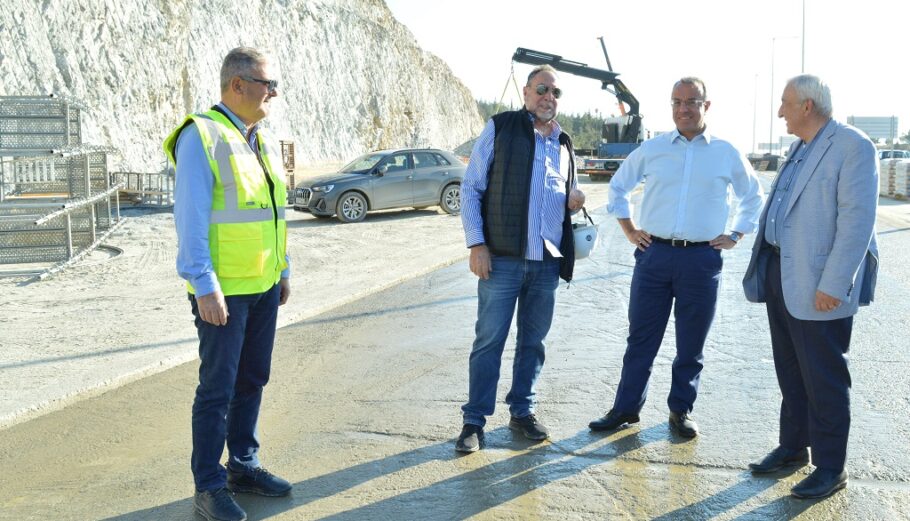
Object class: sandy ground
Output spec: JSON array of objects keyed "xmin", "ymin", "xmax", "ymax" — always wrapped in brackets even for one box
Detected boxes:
[{"xmin": 0, "ymin": 170, "xmax": 615, "ymax": 429}]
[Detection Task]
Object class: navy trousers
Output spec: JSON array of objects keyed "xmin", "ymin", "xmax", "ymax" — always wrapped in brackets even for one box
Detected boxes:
[
  {"xmin": 612, "ymin": 242, "xmax": 722, "ymax": 415},
  {"xmin": 765, "ymin": 252, "xmax": 852, "ymax": 471},
  {"xmin": 189, "ymin": 283, "xmax": 280, "ymax": 491}
]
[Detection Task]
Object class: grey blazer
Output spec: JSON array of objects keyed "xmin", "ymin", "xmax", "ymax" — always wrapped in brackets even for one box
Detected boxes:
[{"xmin": 742, "ymin": 120, "xmax": 879, "ymax": 321}]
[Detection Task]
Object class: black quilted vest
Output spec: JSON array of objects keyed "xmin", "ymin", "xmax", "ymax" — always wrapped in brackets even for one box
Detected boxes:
[{"xmin": 483, "ymin": 109, "xmax": 576, "ymax": 282}]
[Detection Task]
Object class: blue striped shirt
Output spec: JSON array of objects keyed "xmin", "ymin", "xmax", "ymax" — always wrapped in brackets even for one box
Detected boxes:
[
  {"xmin": 608, "ymin": 129, "xmax": 764, "ymax": 241},
  {"xmin": 461, "ymin": 116, "xmax": 575, "ymax": 260},
  {"xmin": 174, "ymin": 103, "xmax": 290, "ymax": 297}
]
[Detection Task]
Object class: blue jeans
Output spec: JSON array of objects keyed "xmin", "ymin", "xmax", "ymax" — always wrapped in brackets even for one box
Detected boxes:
[
  {"xmin": 612, "ymin": 243, "xmax": 722, "ymax": 415},
  {"xmin": 189, "ymin": 283, "xmax": 280, "ymax": 492},
  {"xmin": 462, "ymin": 256, "xmax": 559, "ymax": 427}
]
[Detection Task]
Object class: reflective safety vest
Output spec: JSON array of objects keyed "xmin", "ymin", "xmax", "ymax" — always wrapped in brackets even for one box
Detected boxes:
[{"xmin": 163, "ymin": 108, "xmax": 288, "ymax": 296}]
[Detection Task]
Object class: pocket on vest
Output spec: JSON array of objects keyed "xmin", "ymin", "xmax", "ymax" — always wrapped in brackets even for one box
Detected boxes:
[{"xmin": 217, "ymin": 222, "xmax": 266, "ymax": 278}]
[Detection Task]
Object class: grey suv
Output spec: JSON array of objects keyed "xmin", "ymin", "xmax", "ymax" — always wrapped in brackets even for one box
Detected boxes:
[{"xmin": 293, "ymin": 148, "xmax": 465, "ymax": 223}]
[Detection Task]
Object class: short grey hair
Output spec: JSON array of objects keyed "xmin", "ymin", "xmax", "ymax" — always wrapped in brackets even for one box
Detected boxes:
[
  {"xmin": 526, "ymin": 64, "xmax": 557, "ymax": 85},
  {"xmin": 674, "ymin": 77, "xmax": 707, "ymax": 99},
  {"xmin": 220, "ymin": 47, "xmax": 269, "ymax": 93},
  {"xmin": 787, "ymin": 74, "xmax": 833, "ymax": 118}
]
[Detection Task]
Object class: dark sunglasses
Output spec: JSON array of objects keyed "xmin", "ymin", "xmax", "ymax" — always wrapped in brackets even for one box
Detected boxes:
[
  {"xmin": 535, "ymin": 84, "xmax": 562, "ymax": 99},
  {"xmin": 241, "ymin": 76, "xmax": 278, "ymax": 92}
]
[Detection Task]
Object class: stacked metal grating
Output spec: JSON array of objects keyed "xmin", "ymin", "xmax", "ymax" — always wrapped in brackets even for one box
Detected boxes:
[{"xmin": 0, "ymin": 95, "xmax": 121, "ymax": 268}]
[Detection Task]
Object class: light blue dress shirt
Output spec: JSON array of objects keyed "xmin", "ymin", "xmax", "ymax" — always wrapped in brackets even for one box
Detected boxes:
[
  {"xmin": 608, "ymin": 128, "xmax": 764, "ymax": 241},
  {"xmin": 173, "ymin": 103, "xmax": 290, "ymax": 297},
  {"xmin": 461, "ymin": 116, "xmax": 576, "ymax": 261},
  {"xmin": 763, "ymin": 120, "xmax": 828, "ymax": 247}
]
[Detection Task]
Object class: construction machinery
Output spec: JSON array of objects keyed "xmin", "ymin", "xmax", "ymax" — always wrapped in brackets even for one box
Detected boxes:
[{"xmin": 512, "ymin": 40, "xmax": 644, "ymax": 181}]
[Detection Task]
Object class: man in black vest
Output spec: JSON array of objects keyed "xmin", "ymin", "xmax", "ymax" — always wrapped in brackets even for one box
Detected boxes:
[{"xmin": 456, "ymin": 65, "xmax": 586, "ymax": 453}]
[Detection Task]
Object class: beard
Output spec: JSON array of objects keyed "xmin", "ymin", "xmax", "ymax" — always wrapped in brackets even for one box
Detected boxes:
[{"xmin": 532, "ymin": 105, "xmax": 556, "ymax": 123}]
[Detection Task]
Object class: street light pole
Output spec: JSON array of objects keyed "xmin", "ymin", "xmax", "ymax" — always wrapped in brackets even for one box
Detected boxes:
[
  {"xmin": 770, "ymin": 35, "xmax": 799, "ymax": 156},
  {"xmin": 753, "ymin": 74, "xmax": 758, "ymax": 155},
  {"xmin": 770, "ymin": 37, "xmax": 777, "ymax": 156},
  {"xmin": 801, "ymin": 0, "xmax": 806, "ymax": 72}
]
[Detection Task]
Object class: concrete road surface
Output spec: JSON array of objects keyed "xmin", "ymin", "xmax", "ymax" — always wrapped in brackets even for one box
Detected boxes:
[{"xmin": 1, "ymin": 187, "xmax": 909, "ymax": 520}]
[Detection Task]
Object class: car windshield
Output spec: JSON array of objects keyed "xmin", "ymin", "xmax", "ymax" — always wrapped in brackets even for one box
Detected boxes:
[{"xmin": 340, "ymin": 153, "xmax": 387, "ymax": 173}]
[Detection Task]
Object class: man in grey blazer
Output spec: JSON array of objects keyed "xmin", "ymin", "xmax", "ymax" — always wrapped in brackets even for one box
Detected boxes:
[{"xmin": 742, "ymin": 74, "xmax": 879, "ymax": 499}]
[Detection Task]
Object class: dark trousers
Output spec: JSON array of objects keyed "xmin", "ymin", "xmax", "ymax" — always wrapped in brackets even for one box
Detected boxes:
[
  {"xmin": 612, "ymin": 243, "xmax": 722, "ymax": 415},
  {"xmin": 765, "ymin": 252, "xmax": 852, "ymax": 471},
  {"xmin": 189, "ymin": 283, "xmax": 280, "ymax": 491}
]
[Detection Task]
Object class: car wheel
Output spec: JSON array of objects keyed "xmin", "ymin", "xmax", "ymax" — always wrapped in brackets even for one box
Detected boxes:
[
  {"xmin": 336, "ymin": 192, "xmax": 367, "ymax": 223},
  {"xmin": 440, "ymin": 184, "xmax": 461, "ymax": 215}
]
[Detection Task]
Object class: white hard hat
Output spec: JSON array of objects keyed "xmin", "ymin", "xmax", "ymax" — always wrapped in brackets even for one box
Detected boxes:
[
  {"xmin": 573, "ymin": 223, "xmax": 598, "ymax": 259},
  {"xmin": 573, "ymin": 208, "xmax": 598, "ymax": 259}
]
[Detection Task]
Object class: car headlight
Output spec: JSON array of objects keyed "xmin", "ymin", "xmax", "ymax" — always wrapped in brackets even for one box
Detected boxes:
[{"xmin": 311, "ymin": 184, "xmax": 334, "ymax": 193}]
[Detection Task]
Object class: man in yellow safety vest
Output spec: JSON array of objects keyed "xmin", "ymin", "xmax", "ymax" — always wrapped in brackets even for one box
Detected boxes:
[{"xmin": 165, "ymin": 46, "xmax": 291, "ymax": 521}]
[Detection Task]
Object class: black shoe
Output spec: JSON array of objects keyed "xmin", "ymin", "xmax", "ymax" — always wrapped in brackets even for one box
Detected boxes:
[
  {"xmin": 226, "ymin": 465, "xmax": 292, "ymax": 497},
  {"xmin": 509, "ymin": 414, "xmax": 550, "ymax": 441},
  {"xmin": 455, "ymin": 424, "xmax": 484, "ymax": 453},
  {"xmin": 589, "ymin": 409, "xmax": 640, "ymax": 432},
  {"xmin": 791, "ymin": 468, "xmax": 848, "ymax": 499},
  {"xmin": 748, "ymin": 446, "xmax": 810, "ymax": 474},
  {"xmin": 668, "ymin": 411, "xmax": 698, "ymax": 438},
  {"xmin": 194, "ymin": 488, "xmax": 247, "ymax": 521}
]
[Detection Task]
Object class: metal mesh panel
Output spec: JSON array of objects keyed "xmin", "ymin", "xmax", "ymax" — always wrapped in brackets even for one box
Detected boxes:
[
  {"xmin": 1, "ymin": 151, "xmax": 110, "ymax": 198},
  {"xmin": 0, "ymin": 206, "xmax": 66, "ymax": 263},
  {"xmin": 0, "ymin": 204, "xmax": 104, "ymax": 263},
  {"xmin": 0, "ymin": 96, "xmax": 83, "ymax": 150}
]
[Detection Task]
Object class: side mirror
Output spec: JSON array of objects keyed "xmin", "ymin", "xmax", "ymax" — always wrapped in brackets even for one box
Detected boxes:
[{"xmin": 375, "ymin": 164, "xmax": 388, "ymax": 176}]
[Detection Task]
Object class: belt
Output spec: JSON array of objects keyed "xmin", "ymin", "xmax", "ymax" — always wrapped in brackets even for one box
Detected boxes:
[{"xmin": 650, "ymin": 236, "xmax": 710, "ymax": 248}]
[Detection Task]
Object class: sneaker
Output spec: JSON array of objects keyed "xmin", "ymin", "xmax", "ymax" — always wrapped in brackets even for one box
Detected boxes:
[
  {"xmin": 194, "ymin": 487, "xmax": 247, "ymax": 521},
  {"xmin": 226, "ymin": 465, "xmax": 292, "ymax": 497},
  {"xmin": 508, "ymin": 414, "xmax": 549, "ymax": 441},
  {"xmin": 455, "ymin": 424, "xmax": 484, "ymax": 453}
]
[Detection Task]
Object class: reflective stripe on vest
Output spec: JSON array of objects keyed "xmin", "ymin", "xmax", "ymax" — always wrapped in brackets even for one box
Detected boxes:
[{"xmin": 164, "ymin": 110, "xmax": 288, "ymax": 296}]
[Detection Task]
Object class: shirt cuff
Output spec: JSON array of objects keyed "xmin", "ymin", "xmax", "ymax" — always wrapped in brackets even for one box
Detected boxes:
[
  {"xmin": 191, "ymin": 272, "xmax": 220, "ymax": 297},
  {"xmin": 730, "ymin": 218, "xmax": 758, "ymax": 234},
  {"xmin": 464, "ymin": 229, "xmax": 485, "ymax": 249}
]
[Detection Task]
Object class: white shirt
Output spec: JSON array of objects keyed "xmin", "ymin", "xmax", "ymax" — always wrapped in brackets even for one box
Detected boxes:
[{"xmin": 608, "ymin": 128, "xmax": 764, "ymax": 241}]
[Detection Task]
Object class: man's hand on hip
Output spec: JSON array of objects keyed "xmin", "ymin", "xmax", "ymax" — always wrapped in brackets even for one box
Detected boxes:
[
  {"xmin": 815, "ymin": 290, "xmax": 841, "ymax": 312},
  {"xmin": 709, "ymin": 233, "xmax": 738, "ymax": 250},
  {"xmin": 197, "ymin": 290, "xmax": 228, "ymax": 326},
  {"xmin": 469, "ymin": 245, "xmax": 492, "ymax": 280}
]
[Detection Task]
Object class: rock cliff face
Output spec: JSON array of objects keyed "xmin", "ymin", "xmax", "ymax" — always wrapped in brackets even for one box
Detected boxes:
[{"xmin": 0, "ymin": 0, "xmax": 483, "ymax": 171}]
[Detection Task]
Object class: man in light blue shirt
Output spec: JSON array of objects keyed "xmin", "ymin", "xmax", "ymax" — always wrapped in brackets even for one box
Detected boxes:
[{"xmin": 589, "ymin": 77, "xmax": 763, "ymax": 438}]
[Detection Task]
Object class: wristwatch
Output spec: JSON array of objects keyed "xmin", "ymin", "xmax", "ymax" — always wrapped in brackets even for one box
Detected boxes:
[{"xmin": 729, "ymin": 231, "xmax": 742, "ymax": 243}]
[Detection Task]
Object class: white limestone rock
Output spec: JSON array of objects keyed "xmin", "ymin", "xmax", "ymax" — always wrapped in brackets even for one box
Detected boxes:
[{"xmin": 0, "ymin": 0, "xmax": 483, "ymax": 171}]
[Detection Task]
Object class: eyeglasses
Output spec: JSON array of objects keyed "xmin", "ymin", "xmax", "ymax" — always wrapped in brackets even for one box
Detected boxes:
[
  {"xmin": 241, "ymin": 76, "xmax": 279, "ymax": 92},
  {"xmin": 535, "ymin": 84, "xmax": 562, "ymax": 99},
  {"xmin": 670, "ymin": 99, "xmax": 705, "ymax": 109}
]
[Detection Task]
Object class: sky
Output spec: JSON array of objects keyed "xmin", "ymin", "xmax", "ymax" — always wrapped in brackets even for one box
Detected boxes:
[{"xmin": 385, "ymin": 0, "xmax": 910, "ymax": 155}]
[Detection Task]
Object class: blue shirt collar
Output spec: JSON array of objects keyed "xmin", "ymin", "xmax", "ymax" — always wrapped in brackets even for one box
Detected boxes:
[
  {"xmin": 217, "ymin": 102, "xmax": 259, "ymax": 137},
  {"xmin": 526, "ymin": 112, "xmax": 562, "ymax": 138},
  {"xmin": 671, "ymin": 127, "xmax": 711, "ymax": 144}
]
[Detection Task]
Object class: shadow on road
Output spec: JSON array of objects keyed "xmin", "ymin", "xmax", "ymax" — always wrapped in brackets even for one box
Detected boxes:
[{"xmin": 101, "ymin": 426, "xmax": 670, "ymax": 520}]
